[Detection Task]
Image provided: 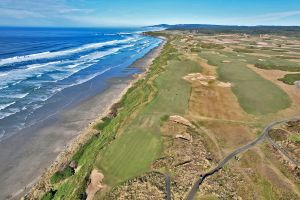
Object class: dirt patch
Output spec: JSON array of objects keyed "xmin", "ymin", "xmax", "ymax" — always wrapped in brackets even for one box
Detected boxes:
[
  {"xmin": 169, "ymin": 115, "xmax": 194, "ymax": 128},
  {"xmin": 204, "ymin": 121, "xmax": 255, "ymax": 152},
  {"xmin": 86, "ymin": 169, "xmax": 106, "ymax": 200},
  {"xmin": 188, "ymin": 84, "xmax": 247, "ymax": 121}
]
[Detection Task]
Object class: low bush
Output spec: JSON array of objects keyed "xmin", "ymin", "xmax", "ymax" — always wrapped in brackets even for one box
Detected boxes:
[
  {"xmin": 278, "ymin": 73, "xmax": 300, "ymax": 84},
  {"xmin": 50, "ymin": 166, "xmax": 74, "ymax": 184},
  {"xmin": 41, "ymin": 190, "xmax": 56, "ymax": 200}
]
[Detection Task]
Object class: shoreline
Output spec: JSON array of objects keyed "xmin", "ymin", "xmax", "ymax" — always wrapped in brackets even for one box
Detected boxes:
[{"xmin": 23, "ymin": 37, "xmax": 166, "ymax": 199}]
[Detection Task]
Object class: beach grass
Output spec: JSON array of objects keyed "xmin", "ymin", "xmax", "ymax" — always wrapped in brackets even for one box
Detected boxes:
[{"xmin": 199, "ymin": 51, "xmax": 291, "ymax": 115}]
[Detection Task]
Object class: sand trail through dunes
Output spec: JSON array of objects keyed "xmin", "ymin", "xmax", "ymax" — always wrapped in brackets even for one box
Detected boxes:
[{"xmin": 86, "ymin": 169, "xmax": 106, "ymax": 200}]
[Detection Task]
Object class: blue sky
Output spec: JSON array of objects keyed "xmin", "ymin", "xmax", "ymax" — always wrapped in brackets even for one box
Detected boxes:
[{"xmin": 0, "ymin": 0, "xmax": 300, "ymax": 27}]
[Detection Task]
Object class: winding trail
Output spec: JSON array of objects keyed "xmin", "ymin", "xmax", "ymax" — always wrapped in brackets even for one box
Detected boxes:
[{"xmin": 184, "ymin": 117, "xmax": 300, "ymax": 200}]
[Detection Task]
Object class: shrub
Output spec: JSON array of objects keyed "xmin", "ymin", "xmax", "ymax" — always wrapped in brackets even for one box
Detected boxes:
[
  {"xmin": 95, "ymin": 117, "xmax": 112, "ymax": 131},
  {"xmin": 41, "ymin": 190, "xmax": 56, "ymax": 200},
  {"xmin": 278, "ymin": 73, "xmax": 300, "ymax": 84},
  {"xmin": 233, "ymin": 48, "xmax": 254, "ymax": 53},
  {"xmin": 191, "ymin": 47, "xmax": 201, "ymax": 52},
  {"xmin": 50, "ymin": 166, "xmax": 74, "ymax": 184}
]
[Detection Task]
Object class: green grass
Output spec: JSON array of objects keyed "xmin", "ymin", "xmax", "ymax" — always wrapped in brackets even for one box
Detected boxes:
[
  {"xmin": 199, "ymin": 51, "xmax": 291, "ymax": 115},
  {"xmin": 71, "ymin": 135, "xmax": 97, "ymax": 163},
  {"xmin": 255, "ymin": 59, "xmax": 300, "ymax": 72},
  {"xmin": 278, "ymin": 73, "xmax": 300, "ymax": 85},
  {"xmin": 259, "ymin": 178, "xmax": 277, "ymax": 200},
  {"xmin": 94, "ymin": 117, "xmax": 112, "ymax": 131},
  {"xmin": 98, "ymin": 130, "xmax": 161, "ymax": 184},
  {"xmin": 96, "ymin": 58, "xmax": 201, "ymax": 186},
  {"xmin": 50, "ymin": 166, "xmax": 74, "ymax": 184},
  {"xmin": 191, "ymin": 47, "xmax": 202, "ymax": 52},
  {"xmin": 288, "ymin": 134, "xmax": 300, "ymax": 143}
]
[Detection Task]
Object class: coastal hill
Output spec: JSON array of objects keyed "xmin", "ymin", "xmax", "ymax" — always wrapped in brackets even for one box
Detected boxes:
[{"xmin": 147, "ymin": 24, "xmax": 300, "ymax": 37}]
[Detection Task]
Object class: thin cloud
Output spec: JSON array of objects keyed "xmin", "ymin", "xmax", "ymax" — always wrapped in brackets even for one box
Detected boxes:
[
  {"xmin": 0, "ymin": 7, "xmax": 45, "ymax": 19},
  {"xmin": 252, "ymin": 10, "xmax": 300, "ymax": 22}
]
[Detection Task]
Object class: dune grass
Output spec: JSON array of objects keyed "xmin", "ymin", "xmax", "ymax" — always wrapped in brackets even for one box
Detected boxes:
[{"xmin": 199, "ymin": 51, "xmax": 290, "ymax": 115}]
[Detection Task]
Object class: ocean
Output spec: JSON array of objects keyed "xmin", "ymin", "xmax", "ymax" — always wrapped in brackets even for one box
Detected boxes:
[{"xmin": 0, "ymin": 27, "xmax": 162, "ymax": 140}]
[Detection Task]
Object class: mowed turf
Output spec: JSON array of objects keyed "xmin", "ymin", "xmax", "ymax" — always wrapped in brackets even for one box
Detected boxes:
[
  {"xmin": 97, "ymin": 59, "xmax": 201, "ymax": 185},
  {"xmin": 199, "ymin": 51, "xmax": 291, "ymax": 115}
]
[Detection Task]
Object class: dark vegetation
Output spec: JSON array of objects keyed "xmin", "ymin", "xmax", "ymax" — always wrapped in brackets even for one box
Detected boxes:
[
  {"xmin": 95, "ymin": 117, "xmax": 112, "ymax": 131},
  {"xmin": 191, "ymin": 47, "xmax": 202, "ymax": 52},
  {"xmin": 233, "ymin": 48, "xmax": 254, "ymax": 53},
  {"xmin": 40, "ymin": 190, "xmax": 56, "ymax": 200},
  {"xmin": 255, "ymin": 63, "xmax": 300, "ymax": 72},
  {"xmin": 165, "ymin": 24, "xmax": 300, "ymax": 37},
  {"xmin": 200, "ymin": 43, "xmax": 224, "ymax": 49},
  {"xmin": 50, "ymin": 166, "xmax": 75, "ymax": 184},
  {"xmin": 278, "ymin": 73, "xmax": 300, "ymax": 85}
]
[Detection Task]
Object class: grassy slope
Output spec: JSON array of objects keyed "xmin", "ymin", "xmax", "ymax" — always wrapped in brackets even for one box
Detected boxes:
[
  {"xmin": 96, "ymin": 59, "xmax": 201, "ymax": 186},
  {"xmin": 199, "ymin": 51, "xmax": 290, "ymax": 115}
]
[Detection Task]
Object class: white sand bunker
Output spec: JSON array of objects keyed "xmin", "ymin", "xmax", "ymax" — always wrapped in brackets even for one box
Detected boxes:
[
  {"xmin": 169, "ymin": 115, "xmax": 194, "ymax": 128},
  {"xmin": 183, "ymin": 73, "xmax": 215, "ymax": 82},
  {"xmin": 222, "ymin": 60, "xmax": 231, "ymax": 63},
  {"xmin": 175, "ymin": 133, "xmax": 193, "ymax": 141},
  {"xmin": 183, "ymin": 73, "xmax": 231, "ymax": 87},
  {"xmin": 217, "ymin": 82, "xmax": 232, "ymax": 88},
  {"xmin": 86, "ymin": 169, "xmax": 106, "ymax": 200}
]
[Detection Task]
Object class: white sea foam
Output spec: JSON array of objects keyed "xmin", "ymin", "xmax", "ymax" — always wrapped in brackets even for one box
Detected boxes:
[
  {"xmin": 0, "ymin": 93, "xmax": 29, "ymax": 99},
  {"xmin": 80, "ymin": 47, "xmax": 121, "ymax": 61},
  {"xmin": 103, "ymin": 33, "xmax": 118, "ymax": 36},
  {"xmin": 0, "ymin": 107, "xmax": 21, "ymax": 120},
  {"xmin": 0, "ymin": 102, "xmax": 15, "ymax": 111},
  {"xmin": 0, "ymin": 37, "xmax": 135, "ymax": 66},
  {"xmin": 0, "ymin": 72, "xmax": 8, "ymax": 77},
  {"xmin": 66, "ymin": 67, "xmax": 113, "ymax": 88}
]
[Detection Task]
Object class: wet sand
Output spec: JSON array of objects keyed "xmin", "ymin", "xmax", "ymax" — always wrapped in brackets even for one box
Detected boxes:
[{"xmin": 0, "ymin": 40, "xmax": 165, "ymax": 199}]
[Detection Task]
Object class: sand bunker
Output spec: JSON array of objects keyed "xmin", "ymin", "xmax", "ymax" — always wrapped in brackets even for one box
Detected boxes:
[
  {"xmin": 175, "ymin": 133, "xmax": 192, "ymax": 141},
  {"xmin": 183, "ymin": 73, "xmax": 215, "ymax": 82},
  {"xmin": 86, "ymin": 169, "xmax": 106, "ymax": 200},
  {"xmin": 217, "ymin": 82, "xmax": 232, "ymax": 88},
  {"xmin": 169, "ymin": 115, "xmax": 194, "ymax": 128},
  {"xmin": 222, "ymin": 60, "xmax": 231, "ymax": 63},
  {"xmin": 183, "ymin": 73, "xmax": 231, "ymax": 87}
]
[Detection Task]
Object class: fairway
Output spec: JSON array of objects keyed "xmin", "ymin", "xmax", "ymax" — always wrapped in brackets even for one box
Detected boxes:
[
  {"xmin": 99, "ymin": 130, "xmax": 161, "ymax": 184},
  {"xmin": 199, "ymin": 51, "xmax": 291, "ymax": 115},
  {"xmin": 96, "ymin": 58, "xmax": 201, "ymax": 186}
]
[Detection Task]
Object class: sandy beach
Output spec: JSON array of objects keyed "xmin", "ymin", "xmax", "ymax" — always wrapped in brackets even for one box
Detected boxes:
[{"xmin": 0, "ymin": 39, "xmax": 165, "ymax": 200}]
